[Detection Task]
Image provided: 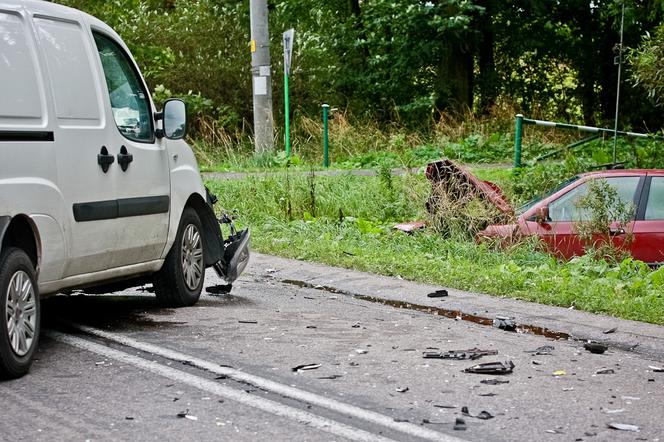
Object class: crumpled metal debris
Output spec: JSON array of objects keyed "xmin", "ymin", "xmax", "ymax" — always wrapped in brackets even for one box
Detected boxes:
[
  {"xmin": 464, "ymin": 360, "xmax": 514, "ymax": 374},
  {"xmin": 394, "ymin": 221, "xmax": 425, "ymax": 233},
  {"xmin": 603, "ymin": 327, "xmax": 617, "ymax": 334},
  {"xmin": 595, "ymin": 368, "xmax": 615, "ymax": 375},
  {"xmin": 584, "ymin": 341, "xmax": 608, "ymax": 354},
  {"xmin": 423, "ymin": 348, "xmax": 498, "ymax": 360},
  {"xmin": 649, "ymin": 365, "xmax": 664, "ymax": 372},
  {"xmin": 493, "ymin": 316, "xmax": 516, "ymax": 331}
]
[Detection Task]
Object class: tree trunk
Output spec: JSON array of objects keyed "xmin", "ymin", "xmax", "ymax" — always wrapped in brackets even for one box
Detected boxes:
[
  {"xmin": 436, "ymin": 43, "xmax": 474, "ymax": 115},
  {"xmin": 477, "ymin": 0, "xmax": 497, "ymax": 114}
]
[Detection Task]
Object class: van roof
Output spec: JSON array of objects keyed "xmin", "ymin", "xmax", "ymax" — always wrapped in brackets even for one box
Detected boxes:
[{"xmin": 1, "ymin": 1, "xmax": 122, "ymax": 44}]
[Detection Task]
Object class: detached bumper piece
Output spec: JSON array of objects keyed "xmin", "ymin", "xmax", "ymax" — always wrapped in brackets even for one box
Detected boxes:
[{"xmin": 212, "ymin": 214, "xmax": 250, "ymax": 284}]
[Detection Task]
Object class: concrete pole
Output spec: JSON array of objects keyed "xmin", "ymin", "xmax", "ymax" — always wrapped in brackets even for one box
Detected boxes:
[{"xmin": 249, "ymin": 0, "xmax": 274, "ymax": 154}]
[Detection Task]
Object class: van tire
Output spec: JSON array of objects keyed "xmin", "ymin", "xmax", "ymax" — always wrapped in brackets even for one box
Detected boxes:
[
  {"xmin": 153, "ymin": 207, "xmax": 204, "ymax": 307},
  {"xmin": 0, "ymin": 247, "xmax": 40, "ymax": 379}
]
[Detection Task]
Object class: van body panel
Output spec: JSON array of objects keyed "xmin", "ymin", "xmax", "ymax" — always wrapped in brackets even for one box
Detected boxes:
[
  {"xmin": 165, "ymin": 140, "xmax": 206, "ymax": 258},
  {"xmin": 0, "ymin": 0, "xmax": 213, "ymax": 294},
  {"xmin": 0, "ymin": 9, "xmax": 46, "ymax": 129}
]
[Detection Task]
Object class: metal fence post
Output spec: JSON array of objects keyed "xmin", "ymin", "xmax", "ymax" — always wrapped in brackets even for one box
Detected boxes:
[
  {"xmin": 322, "ymin": 104, "xmax": 330, "ymax": 168},
  {"xmin": 514, "ymin": 114, "xmax": 524, "ymax": 169}
]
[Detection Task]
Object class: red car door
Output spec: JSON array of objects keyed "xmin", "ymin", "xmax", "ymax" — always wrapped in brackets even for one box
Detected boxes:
[
  {"xmin": 527, "ymin": 176, "xmax": 642, "ymax": 259},
  {"xmin": 631, "ymin": 174, "xmax": 664, "ymax": 264}
]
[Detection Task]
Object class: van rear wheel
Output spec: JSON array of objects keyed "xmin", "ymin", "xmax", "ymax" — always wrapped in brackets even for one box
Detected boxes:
[
  {"xmin": 154, "ymin": 207, "xmax": 205, "ymax": 307},
  {"xmin": 0, "ymin": 247, "xmax": 40, "ymax": 379}
]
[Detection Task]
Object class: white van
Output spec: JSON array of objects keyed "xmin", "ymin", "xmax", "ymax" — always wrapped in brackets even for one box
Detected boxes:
[{"xmin": 0, "ymin": 0, "xmax": 249, "ymax": 378}]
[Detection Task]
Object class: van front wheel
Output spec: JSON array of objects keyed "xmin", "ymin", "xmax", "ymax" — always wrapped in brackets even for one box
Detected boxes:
[
  {"xmin": 154, "ymin": 207, "xmax": 205, "ymax": 307},
  {"xmin": 0, "ymin": 247, "xmax": 40, "ymax": 379}
]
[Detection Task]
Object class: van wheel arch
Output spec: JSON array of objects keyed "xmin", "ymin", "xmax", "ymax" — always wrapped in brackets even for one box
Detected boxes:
[
  {"xmin": 0, "ymin": 216, "xmax": 40, "ymax": 271},
  {"xmin": 183, "ymin": 194, "xmax": 223, "ymax": 268}
]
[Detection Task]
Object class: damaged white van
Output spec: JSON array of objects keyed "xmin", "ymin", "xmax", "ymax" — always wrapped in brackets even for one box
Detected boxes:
[{"xmin": 0, "ymin": 1, "xmax": 249, "ymax": 378}]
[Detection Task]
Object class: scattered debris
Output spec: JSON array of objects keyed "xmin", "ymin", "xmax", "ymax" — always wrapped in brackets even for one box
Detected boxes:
[
  {"xmin": 306, "ymin": 325, "xmax": 317, "ymax": 329},
  {"xmin": 394, "ymin": 221, "xmax": 425, "ymax": 233},
  {"xmin": 355, "ymin": 349, "xmax": 368, "ymax": 354},
  {"xmin": 292, "ymin": 363, "xmax": 321, "ymax": 373},
  {"xmin": 525, "ymin": 345, "xmax": 555, "ymax": 355},
  {"xmin": 423, "ymin": 348, "xmax": 498, "ymax": 360},
  {"xmin": 493, "ymin": 316, "xmax": 516, "ymax": 331},
  {"xmin": 602, "ymin": 408, "xmax": 625, "ymax": 414},
  {"xmin": 177, "ymin": 409, "xmax": 198, "ymax": 421},
  {"xmin": 265, "ymin": 268, "xmax": 277, "ymax": 273},
  {"xmin": 607, "ymin": 422, "xmax": 640, "ymax": 432},
  {"xmin": 351, "ymin": 323, "xmax": 361, "ymax": 328},
  {"xmin": 238, "ymin": 320, "xmax": 258, "ymax": 324},
  {"xmin": 603, "ymin": 327, "xmax": 617, "ymax": 334},
  {"xmin": 479, "ymin": 393, "xmax": 498, "ymax": 397},
  {"xmin": 464, "ymin": 361, "xmax": 514, "ymax": 375},
  {"xmin": 552, "ymin": 370, "xmax": 566, "ymax": 376},
  {"xmin": 595, "ymin": 368, "xmax": 615, "ymax": 375},
  {"xmin": 562, "ymin": 387, "xmax": 574, "ymax": 391},
  {"xmin": 206, "ymin": 284, "xmax": 232, "ymax": 295},
  {"xmin": 649, "ymin": 365, "xmax": 664, "ymax": 372},
  {"xmin": 393, "ymin": 418, "xmax": 410, "ymax": 423},
  {"xmin": 532, "ymin": 360, "xmax": 543, "ymax": 365},
  {"xmin": 480, "ymin": 379, "xmax": 509, "ymax": 385},
  {"xmin": 453, "ymin": 418, "xmax": 467, "ymax": 431},
  {"xmin": 396, "ymin": 387, "xmax": 409, "ymax": 393},
  {"xmin": 125, "ymin": 416, "xmax": 134, "ymax": 420},
  {"xmin": 317, "ymin": 375, "xmax": 342, "ymax": 380},
  {"xmin": 434, "ymin": 404, "xmax": 457, "ymax": 409},
  {"xmin": 460, "ymin": 406, "xmax": 493, "ymax": 420},
  {"xmin": 584, "ymin": 341, "xmax": 608, "ymax": 354},
  {"xmin": 427, "ymin": 289, "xmax": 449, "ymax": 298}
]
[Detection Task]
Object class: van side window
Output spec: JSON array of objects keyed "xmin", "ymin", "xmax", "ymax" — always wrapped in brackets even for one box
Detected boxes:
[{"xmin": 93, "ymin": 33, "xmax": 152, "ymax": 142}]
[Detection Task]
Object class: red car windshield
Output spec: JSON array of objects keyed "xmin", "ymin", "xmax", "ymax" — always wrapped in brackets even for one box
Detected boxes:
[{"xmin": 516, "ymin": 175, "xmax": 581, "ymax": 216}]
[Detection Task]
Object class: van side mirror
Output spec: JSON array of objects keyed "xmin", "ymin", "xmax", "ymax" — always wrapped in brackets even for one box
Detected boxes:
[
  {"xmin": 535, "ymin": 205, "xmax": 550, "ymax": 224},
  {"xmin": 162, "ymin": 99, "xmax": 187, "ymax": 140}
]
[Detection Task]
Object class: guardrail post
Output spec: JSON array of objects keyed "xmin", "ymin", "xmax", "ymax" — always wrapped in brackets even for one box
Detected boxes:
[
  {"xmin": 513, "ymin": 114, "xmax": 524, "ymax": 169},
  {"xmin": 322, "ymin": 104, "xmax": 330, "ymax": 168}
]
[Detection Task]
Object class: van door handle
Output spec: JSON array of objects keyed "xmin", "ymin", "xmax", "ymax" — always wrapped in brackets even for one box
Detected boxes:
[
  {"xmin": 117, "ymin": 145, "xmax": 133, "ymax": 172},
  {"xmin": 97, "ymin": 146, "xmax": 114, "ymax": 173}
]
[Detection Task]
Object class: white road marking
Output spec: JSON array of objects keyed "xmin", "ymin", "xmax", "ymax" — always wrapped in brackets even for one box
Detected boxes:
[
  {"xmin": 66, "ymin": 324, "xmax": 465, "ymax": 442},
  {"xmin": 47, "ymin": 331, "xmax": 392, "ymax": 442}
]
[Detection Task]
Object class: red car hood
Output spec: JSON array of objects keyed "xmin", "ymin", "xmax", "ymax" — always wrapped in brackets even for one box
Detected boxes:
[{"xmin": 425, "ymin": 159, "xmax": 513, "ymax": 215}]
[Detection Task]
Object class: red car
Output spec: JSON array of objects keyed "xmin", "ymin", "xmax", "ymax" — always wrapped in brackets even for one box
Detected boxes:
[{"xmin": 480, "ymin": 169, "xmax": 664, "ymax": 264}]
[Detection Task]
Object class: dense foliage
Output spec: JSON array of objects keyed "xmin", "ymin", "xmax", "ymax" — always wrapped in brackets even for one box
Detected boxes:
[{"xmin": 56, "ymin": 0, "xmax": 664, "ymax": 137}]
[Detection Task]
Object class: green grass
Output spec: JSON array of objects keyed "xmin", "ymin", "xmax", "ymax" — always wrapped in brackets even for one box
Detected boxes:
[{"xmin": 207, "ymin": 172, "xmax": 664, "ymax": 325}]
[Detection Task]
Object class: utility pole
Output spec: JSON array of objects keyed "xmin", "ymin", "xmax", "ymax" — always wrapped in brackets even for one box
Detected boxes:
[
  {"xmin": 249, "ymin": 0, "xmax": 274, "ymax": 154},
  {"xmin": 612, "ymin": 2, "xmax": 625, "ymax": 165}
]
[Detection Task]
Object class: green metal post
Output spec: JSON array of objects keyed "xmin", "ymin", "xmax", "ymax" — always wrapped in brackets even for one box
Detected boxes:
[
  {"xmin": 322, "ymin": 104, "xmax": 329, "ymax": 168},
  {"xmin": 284, "ymin": 72, "xmax": 291, "ymax": 157},
  {"xmin": 513, "ymin": 114, "xmax": 524, "ymax": 169}
]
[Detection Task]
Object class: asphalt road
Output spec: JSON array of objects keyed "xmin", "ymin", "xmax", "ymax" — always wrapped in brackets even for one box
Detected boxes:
[{"xmin": 1, "ymin": 256, "xmax": 662, "ymax": 441}]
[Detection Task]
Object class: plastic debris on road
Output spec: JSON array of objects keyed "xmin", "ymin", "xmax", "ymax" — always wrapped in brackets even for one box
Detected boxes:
[
  {"xmin": 292, "ymin": 363, "xmax": 321, "ymax": 372},
  {"xmin": 607, "ymin": 422, "xmax": 640, "ymax": 432},
  {"xmin": 584, "ymin": 341, "xmax": 608, "ymax": 354},
  {"xmin": 463, "ymin": 360, "xmax": 514, "ymax": 374},
  {"xmin": 423, "ymin": 348, "xmax": 498, "ymax": 360}
]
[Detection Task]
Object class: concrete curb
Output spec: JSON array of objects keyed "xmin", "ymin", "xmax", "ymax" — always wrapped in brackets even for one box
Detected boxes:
[{"xmin": 249, "ymin": 253, "xmax": 664, "ymax": 362}]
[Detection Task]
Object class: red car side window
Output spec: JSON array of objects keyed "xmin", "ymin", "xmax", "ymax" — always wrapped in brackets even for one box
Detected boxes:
[{"xmin": 645, "ymin": 177, "xmax": 664, "ymax": 220}]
